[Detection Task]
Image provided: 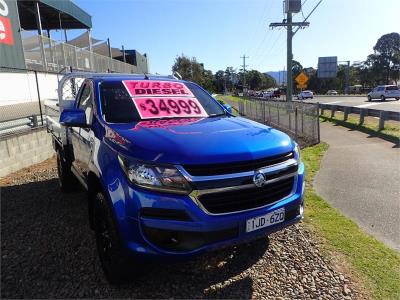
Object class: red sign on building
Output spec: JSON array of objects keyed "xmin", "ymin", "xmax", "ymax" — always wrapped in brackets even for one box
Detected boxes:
[{"xmin": 0, "ymin": 15, "xmax": 14, "ymax": 46}]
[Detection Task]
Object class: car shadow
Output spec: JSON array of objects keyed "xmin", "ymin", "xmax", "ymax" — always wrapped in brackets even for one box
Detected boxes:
[{"xmin": 1, "ymin": 178, "xmax": 268, "ymax": 299}]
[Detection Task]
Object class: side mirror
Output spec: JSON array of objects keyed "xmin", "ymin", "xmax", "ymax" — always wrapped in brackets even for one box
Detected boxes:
[
  {"xmin": 222, "ymin": 104, "xmax": 233, "ymax": 114},
  {"xmin": 60, "ymin": 109, "xmax": 88, "ymax": 127}
]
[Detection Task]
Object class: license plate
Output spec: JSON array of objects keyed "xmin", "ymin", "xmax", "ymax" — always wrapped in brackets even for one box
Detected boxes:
[{"xmin": 246, "ymin": 208, "xmax": 285, "ymax": 233}]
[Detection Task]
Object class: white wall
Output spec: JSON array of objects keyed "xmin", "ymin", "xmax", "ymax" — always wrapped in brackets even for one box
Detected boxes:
[{"xmin": 0, "ymin": 72, "xmax": 59, "ymax": 106}]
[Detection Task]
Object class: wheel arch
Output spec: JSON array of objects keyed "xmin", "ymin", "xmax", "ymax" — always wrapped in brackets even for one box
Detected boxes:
[{"xmin": 88, "ymin": 171, "xmax": 104, "ymax": 229}]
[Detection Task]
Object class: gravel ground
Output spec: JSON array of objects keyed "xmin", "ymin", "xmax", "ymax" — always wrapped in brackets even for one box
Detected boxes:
[{"xmin": 1, "ymin": 158, "xmax": 364, "ymax": 299}]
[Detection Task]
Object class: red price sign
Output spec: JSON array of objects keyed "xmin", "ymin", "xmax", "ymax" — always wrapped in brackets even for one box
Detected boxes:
[
  {"xmin": 123, "ymin": 80, "xmax": 194, "ymax": 97},
  {"xmin": 134, "ymin": 97, "xmax": 208, "ymax": 119}
]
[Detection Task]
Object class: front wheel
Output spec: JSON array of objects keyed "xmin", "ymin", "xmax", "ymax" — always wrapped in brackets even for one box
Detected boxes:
[
  {"xmin": 367, "ymin": 96, "xmax": 372, "ymax": 102},
  {"xmin": 381, "ymin": 95, "xmax": 386, "ymax": 101},
  {"xmin": 94, "ymin": 191, "xmax": 135, "ymax": 284},
  {"xmin": 57, "ymin": 150, "xmax": 77, "ymax": 192},
  {"xmin": 396, "ymin": 97, "xmax": 400, "ymax": 100}
]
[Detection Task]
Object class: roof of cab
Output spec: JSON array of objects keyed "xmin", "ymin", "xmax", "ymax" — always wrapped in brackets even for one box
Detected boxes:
[{"xmin": 82, "ymin": 73, "xmax": 183, "ymax": 83}]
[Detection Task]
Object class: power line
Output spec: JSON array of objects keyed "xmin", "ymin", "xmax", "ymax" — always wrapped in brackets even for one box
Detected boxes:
[
  {"xmin": 246, "ymin": 0, "xmax": 274, "ymax": 57},
  {"xmin": 255, "ymin": 30, "xmax": 285, "ymax": 67},
  {"xmin": 245, "ymin": 0, "xmax": 271, "ymax": 56}
]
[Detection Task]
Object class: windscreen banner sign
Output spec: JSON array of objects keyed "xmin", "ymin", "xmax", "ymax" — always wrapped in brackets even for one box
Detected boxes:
[
  {"xmin": 0, "ymin": 0, "xmax": 14, "ymax": 45},
  {"xmin": 123, "ymin": 80, "xmax": 208, "ymax": 119}
]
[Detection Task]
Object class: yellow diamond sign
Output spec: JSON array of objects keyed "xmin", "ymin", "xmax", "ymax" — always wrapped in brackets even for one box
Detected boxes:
[
  {"xmin": 295, "ymin": 71, "xmax": 309, "ymax": 86},
  {"xmin": 297, "ymin": 83, "xmax": 307, "ymax": 89}
]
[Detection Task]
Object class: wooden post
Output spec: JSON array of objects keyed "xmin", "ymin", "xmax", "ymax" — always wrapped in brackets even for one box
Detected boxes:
[
  {"xmin": 344, "ymin": 107, "xmax": 350, "ymax": 121},
  {"xmin": 331, "ymin": 106, "xmax": 336, "ymax": 118},
  {"xmin": 359, "ymin": 109, "xmax": 367, "ymax": 125},
  {"xmin": 379, "ymin": 111, "xmax": 386, "ymax": 131}
]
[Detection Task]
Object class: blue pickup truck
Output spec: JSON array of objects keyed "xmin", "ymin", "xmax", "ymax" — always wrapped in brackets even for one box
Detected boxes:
[{"xmin": 47, "ymin": 73, "xmax": 305, "ymax": 283}]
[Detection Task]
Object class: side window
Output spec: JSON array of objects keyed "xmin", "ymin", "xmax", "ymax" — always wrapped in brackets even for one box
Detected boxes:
[
  {"xmin": 377, "ymin": 87, "xmax": 384, "ymax": 92},
  {"xmin": 77, "ymin": 83, "xmax": 93, "ymax": 125}
]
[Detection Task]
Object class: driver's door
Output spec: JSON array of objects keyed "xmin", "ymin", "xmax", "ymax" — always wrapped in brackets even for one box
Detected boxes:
[{"xmin": 71, "ymin": 81, "xmax": 94, "ymax": 181}]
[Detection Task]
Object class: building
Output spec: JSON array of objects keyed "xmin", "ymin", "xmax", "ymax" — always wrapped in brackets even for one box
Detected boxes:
[{"xmin": 0, "ymin": 0, "xmax": 149, "ymax": 74}]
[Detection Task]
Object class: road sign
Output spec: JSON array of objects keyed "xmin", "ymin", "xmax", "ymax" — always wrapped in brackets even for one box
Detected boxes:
[
  {"xmin": 318, "ymin": 56, "xmax": 338, "ymax": 78},
  {"xmin": 295, "ymin": 71, "xmax": 309, "ymax": 85},
  {"xmin": 297, "ymin": 83, "xmax": 307, "ymax": 89}
]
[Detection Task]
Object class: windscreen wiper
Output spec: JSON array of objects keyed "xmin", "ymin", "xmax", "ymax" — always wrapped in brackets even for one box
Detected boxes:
[{"xmin": 208, "ymin": 113, "xmax": 226, "ymax": 118}]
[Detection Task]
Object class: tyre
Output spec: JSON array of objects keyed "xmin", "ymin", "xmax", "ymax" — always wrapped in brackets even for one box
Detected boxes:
[
  {"xmin": 56, "ymin": 150, "xmax": 77, "ymax": 192},
  {"xmin": 367, "ymin": 96, "xmax": 372, "ymax": 102},
  {"xmin": 381, "ymin": 95, "xmax": 385, "ymax": 101},
  {"xmin": 93, "ymin": 191, "xmax": 135, "ymax": 284},
  {"xmin": 396, "ymin": 97, "xmax": 399, "ymax": 100}
]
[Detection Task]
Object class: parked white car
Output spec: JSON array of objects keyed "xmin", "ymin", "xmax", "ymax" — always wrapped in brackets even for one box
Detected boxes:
[
  {"xmin": 367, "ymin": 85, "xmax": 400, "ymax": 101},
  {"xmin": 297, "ymin": 90, "xmax": 314, "ymax": 100},
  {"xmin": 263, "ymin": 91, "xmax": 273, "ymax": 99},
  {"xmin": 327, "ymin": 90, "xmax": 338, "ymax": 95}
]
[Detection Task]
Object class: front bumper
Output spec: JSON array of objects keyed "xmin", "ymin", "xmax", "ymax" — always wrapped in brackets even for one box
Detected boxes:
[{"xmin": 106, "ymin": 162, "xmax": 305, "ymax": 260}]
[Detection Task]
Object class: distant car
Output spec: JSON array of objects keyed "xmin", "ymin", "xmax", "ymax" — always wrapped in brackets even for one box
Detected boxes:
[
  {"xmin": 367, "ymin": 85, "xmax": 400, "ymax": 101},
  {"xmin": 272, "ymin": 89, "xmax": 281, "ymax": 98},
  {"xmin": 327, "ymin": 90, "xmax": 338, "ymax": 95},
  {"xmin": 256, "ymin": 91, "xmax": 264, "ymax": 98},
  {"xmin": 263, "ymin": 91, "xmax": 273, "ymax": 99},
  {"xmin": 297, "ymin": 91, "xmax": 314, "ymax": 100}
]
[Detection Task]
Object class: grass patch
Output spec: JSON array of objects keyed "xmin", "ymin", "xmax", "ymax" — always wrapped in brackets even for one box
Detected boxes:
[
  {"xmin": 302, "ymin": 143, "xmax": 400, "ymax": 300},
  {"xmin": 320, "ymin": 111, "xmax": 400, "ymax": 144}
]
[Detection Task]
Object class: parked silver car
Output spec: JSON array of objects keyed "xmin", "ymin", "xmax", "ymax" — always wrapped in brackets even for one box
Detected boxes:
[
  {"xmin": 297, "ymin": 90, "xmax": 314, "ymax": 100},
  {"xmin": 367, "ymin": 85, "xmax": 400, "ymax": 101}
]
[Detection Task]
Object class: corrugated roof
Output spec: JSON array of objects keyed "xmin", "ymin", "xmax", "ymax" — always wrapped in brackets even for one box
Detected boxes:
[{"xmin": 17, "ymin": 0, "xmax": 92, "ymax": 30}]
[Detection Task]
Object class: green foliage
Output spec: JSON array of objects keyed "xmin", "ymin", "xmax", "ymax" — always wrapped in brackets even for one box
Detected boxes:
[
  {"xmin": 173, "ymin": 55, "xmax": 276, "ymax": 94},
  {"xmin": 172, "ymin": 54, "xmax": 215, "ymax": 92},
  {"xmin": 292, "ymin": 60, "xmax": 303, "ymax": 78},
  {"xmin": 306, "ymin": 32, "xmax": 400, "ymax": 93}
]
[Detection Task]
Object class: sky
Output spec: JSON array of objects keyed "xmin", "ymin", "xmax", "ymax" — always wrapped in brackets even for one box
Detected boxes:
[{"xmin": 72, "ymin": 0, "xmax": 400, "ymax": 74}]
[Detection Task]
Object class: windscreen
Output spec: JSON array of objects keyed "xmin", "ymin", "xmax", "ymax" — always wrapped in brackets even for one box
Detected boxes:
[{"xmin": 100, "ymin": 80, "xmax": 225, "ymax": 123}]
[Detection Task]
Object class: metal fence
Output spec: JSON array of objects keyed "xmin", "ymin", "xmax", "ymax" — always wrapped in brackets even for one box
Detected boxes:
[
  {"xmin": 0, "ymin": 68, "xmax": 91, "ymax": 138},
  {"xmin": 0, "ymin": 68, "xmax": 50, "ymax": 137},
  {"xmin": 223, "ymin": 97, "xmax": 320, "ymax": 146},
  {"xmin": 22, "ymin": 35, "xmax": 138, "ymax": 74}
]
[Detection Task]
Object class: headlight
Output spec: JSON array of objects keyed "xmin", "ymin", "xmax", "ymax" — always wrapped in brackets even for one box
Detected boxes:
[
  {"xmin": 294, "ymin": 143, "xmax": 301, "ymax": 161},
  {"xmin": 118, "ymin": 155, "xmax": 192, "ymax": 194}
]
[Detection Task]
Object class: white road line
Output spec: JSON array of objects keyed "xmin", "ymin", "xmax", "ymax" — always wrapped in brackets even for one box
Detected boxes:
[
  {"xmin": 324, "ymin": 101, "xmax": 344, "ymax": 104},
  {"xmin": 356, "ymin": 103, "xmax": 381, "ymax": 108}
]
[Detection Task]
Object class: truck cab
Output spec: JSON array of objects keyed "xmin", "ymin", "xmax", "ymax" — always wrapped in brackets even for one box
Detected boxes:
[{"xmin": 49, "ymin": 73, "xmax": 305, "ymax": 283}]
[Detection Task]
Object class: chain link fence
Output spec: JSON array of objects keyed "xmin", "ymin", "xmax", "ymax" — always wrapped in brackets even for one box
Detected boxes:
[{"xmin": 223, "ymin": 96, "xmax": 320, "ymax": 147}]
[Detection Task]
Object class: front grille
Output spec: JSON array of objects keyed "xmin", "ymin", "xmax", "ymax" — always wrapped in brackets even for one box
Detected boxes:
[
  {"xmin": 183, "ymin": 152, "xmax": 294, "ymax": 176},
  {"xmin": 198, "ymin": 177, "xmax": 295, "ymax": 214}
]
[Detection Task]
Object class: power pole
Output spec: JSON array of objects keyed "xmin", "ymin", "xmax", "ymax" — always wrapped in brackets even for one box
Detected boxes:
[
  {"xmin": 345, "ymin": 60, "xmax": 350, "ymax": 94},
  {"xmin": 240, "ymin": 55, "xmax": 249, "ymax": 90},
  {"xmin": 286, "ymin": 12, "xmax": 293, "ymax": 102},
  {"xmin": 270, "ymin": 0, "xmax": 322, "ymax": 101}
]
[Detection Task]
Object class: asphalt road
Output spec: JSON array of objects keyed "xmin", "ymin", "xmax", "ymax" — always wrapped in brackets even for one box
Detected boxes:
[
  {"xmin": 314, "ymin": 122, "xmax": 400, "ymax": 251},
  {"xmin": 303, "ymin": 95, "xmax": 400, "ymax": 112}
]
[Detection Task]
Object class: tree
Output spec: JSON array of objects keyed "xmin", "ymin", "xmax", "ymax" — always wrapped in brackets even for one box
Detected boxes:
[
  {"xmin": 246, "ymin": 70, "xmax": 264, "ymax": 90},
  {"xmin": 214, "ymin": 70, "xmax": 225, "ymax": 93},
  {"xmin": 292, "ymin": 60, "xmax": 303, "ymax": 78},
  {"xmin": 373, "ymin": 32, "xmax": 400, "ymax": 84},
  {"xmin": 172, "ymin": 54, "xmax": 216, "ymax": 92}
]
